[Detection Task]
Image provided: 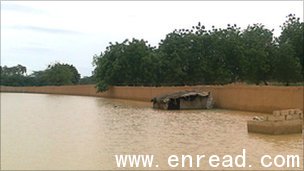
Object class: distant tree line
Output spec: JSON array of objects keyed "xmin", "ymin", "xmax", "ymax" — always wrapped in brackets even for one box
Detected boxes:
[
  {"xmin": 0, "ymin": 62, "xmax": 94, "ymax": 86},
  {"xmin": 93, "ymin": 14, "xmax": 303, "ymax": 92}
]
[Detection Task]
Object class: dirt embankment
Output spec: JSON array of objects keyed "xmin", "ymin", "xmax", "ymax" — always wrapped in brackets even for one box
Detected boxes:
[{"xmin": 1, "ymin": 85, "xmax": 303, "ymax": 113}]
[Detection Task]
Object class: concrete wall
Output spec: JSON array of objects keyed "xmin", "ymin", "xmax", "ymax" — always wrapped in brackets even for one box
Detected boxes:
[{"xmin": 1, "ymin": 85, "xmax": 303, "ymax": 113}]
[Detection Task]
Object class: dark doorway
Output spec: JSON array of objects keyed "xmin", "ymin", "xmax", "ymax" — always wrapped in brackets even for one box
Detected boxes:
[{"xmin": 168, "ymin": 99, "xmax": 180, "ymax": 110}]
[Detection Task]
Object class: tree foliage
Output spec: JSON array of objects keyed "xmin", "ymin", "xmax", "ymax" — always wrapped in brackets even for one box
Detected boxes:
[
  {"xmin": 0, "ymin": 64, "xmax": 29, "ymax": 86},
  {"xmin": 273, "ymin": 43, "xmax": 302, "ymax": 85},
  {"xmin": 241, "ymin": 24, "xmax": 275, "ymax": 85},
  {"xmin": 279, "ymin": 14, "xmax": 304, "ymax": 70},
  {"xmin": 79, "ymin": 76, "xmax": 95, "ymax": 85},
  {"xmin": 93, "ymin": 14, "xmax": 303, "ymax": 91},
  {"xmin": 93, "ymin": 39, "xmax": 158, "ymax": 91},
  {"xmin": 1, "ymin": 62, "xmax": 81, "ymax": 86},
  {"xmin": 42, "ymin": 63, "xmax": 80, "ymax": 85}
]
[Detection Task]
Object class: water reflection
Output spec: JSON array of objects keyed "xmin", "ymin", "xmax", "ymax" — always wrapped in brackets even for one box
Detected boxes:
[{"xmin": 1, "ymin": 93, "xmax": 302, "ymax": 170}]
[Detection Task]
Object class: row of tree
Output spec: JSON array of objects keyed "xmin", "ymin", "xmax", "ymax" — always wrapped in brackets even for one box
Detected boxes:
[
  {"xmin": 1, "ymin": 14, "xmax": 303, "ymax": 89},
  {"xmin": 0, "ymin": 63, "xmax": 94, "ymax": 86},
  {"xmin": 93, "ymin": 14, "xmax": 303, "ymax": 92}
]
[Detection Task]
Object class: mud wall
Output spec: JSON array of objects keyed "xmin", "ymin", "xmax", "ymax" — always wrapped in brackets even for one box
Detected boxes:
[{"xmin": 1, "ymin": 85, "xmax": 303, "ymax": 113}]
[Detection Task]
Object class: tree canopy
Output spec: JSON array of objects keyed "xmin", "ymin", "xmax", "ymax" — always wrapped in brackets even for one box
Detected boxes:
[
  {"xmin": 93, "ymin": 39, "xmax": 159, "ymax": 91},
  {"xmin": 93, "ymin": 14, "xmax": 303, "ymax": 92},
  {"xmin": 1, "ymin": 64, "xmax": 28, "ymax": 86},
  {"xmin": 1, "ymin": 62, "xmax": 81, "ymax": 86}
]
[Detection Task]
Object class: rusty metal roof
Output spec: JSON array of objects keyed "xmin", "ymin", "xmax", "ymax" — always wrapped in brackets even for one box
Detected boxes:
[{"xmin": 151, "ymin": 90, "xmax": 209, "ymax": 103}]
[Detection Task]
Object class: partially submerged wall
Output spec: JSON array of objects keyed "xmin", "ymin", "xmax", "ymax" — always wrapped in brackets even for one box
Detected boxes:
[
  {"xmin": 247, "ymin": 120, "xmax": 302, "ymax": 134},
  {"xmin": 1, "ymin": 85, "xmax": 303, "ymax": 113}
]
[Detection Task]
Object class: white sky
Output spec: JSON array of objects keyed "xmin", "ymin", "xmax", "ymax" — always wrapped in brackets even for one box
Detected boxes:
[{"xmin": 1, "ymin": 1, "xmax": 303, "ymax": 77}]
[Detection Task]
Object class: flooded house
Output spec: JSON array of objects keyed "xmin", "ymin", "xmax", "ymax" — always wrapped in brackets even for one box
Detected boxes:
[{"xmin": 151, "ymin": 90, "xmax": 213, "ymax": 110}]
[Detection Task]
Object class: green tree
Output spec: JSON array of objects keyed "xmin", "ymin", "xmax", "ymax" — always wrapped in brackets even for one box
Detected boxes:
[
  {"xmin": 43, "ymin": 63, "xmax": 81, "ymax": 85},
  {"xmin": 158, "ymin": 31, "xmax": 192, "ymax": 85},
  {"xmin": 93, "ymin": 39, "xmax": 158, "ymax": 92},
  {"xmin": 89, "ymin": 15, "xmax": 302, "ymax": 88},
  {"xmin": 79, "ymin": 76, "xmax": 95, "ymax": 84},
  {"xmin": 65, "ymin": 64, "xmax": 80, "ymax": 84},
  {"xmin": 1, "ymin": 64, "xmax": 27, "ymax": 76},
  {"xmin": 212, "ymin": 24, "xmax": 245, "ymax": 82},
  {"xmin": 0, "ymin": 64, "xmax": 28, "ymax": 86},
  {"xmin": 278, "ymin": 14, "xmax": 304, "ymax": 74},
  {"xmin": 273, "ymin": 43, "xmax": 302, "ymax": 85},
  {"xmin": 29, "ymin": 70, "xmax": 48, "ymax": 86},
  {"xmin": 241, "ymin": 24, "xmax": 275, "ymax": 85},
  {"xmin": 158, "ymin": 23, "xmax": 244, "ymax": 85},
  {"xmin": 202, "ymin": 25, "xmax": 245, "ymax": 84}
]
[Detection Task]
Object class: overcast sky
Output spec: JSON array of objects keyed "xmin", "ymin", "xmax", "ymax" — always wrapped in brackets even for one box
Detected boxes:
[{"xmin": 1, "ymin": 1, "xmax": 303, "ymax": 77}]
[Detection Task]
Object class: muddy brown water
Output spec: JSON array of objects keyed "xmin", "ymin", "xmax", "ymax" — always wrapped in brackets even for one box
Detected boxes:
[{"xmin": 1, "ymin": 93, "xmax": 302, "ymax": 170}]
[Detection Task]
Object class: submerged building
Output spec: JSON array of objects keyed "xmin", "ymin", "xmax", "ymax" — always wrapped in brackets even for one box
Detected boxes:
[{"xmin": 151, "ymin": 90, "xmax": 213, "ymax": 110}]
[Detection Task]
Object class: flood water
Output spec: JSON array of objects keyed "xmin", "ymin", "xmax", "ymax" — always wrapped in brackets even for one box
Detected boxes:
[{"xmin": 1, "ymin": 92, "xmax": 303, "ymax": 170}]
